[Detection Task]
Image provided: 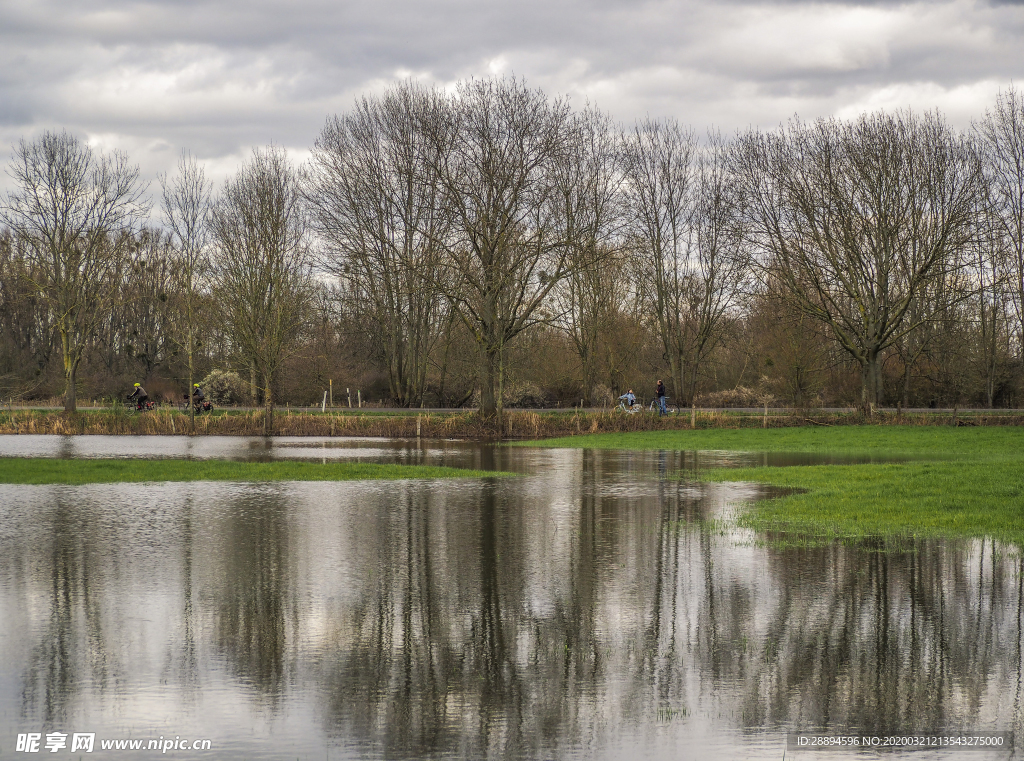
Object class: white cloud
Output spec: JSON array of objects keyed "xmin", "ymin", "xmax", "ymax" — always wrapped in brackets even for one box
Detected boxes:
[
  {"xmin": 834, "ymin": 79, "xmax": 1007, "ymax": 124},
  {"xmin": 703, "ymin": 5, "xmax": 897, "ymax": 77},
  {"xmin": 0, "ymin": 0, "xmax": 1022, "ymax": 198}
]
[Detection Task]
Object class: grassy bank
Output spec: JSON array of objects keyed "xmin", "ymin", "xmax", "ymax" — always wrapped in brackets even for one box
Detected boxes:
[
  {"xmin": 528, "ymin": 425, "xmax": 1021, "ymax": 455},
  {"xmin": 527, "ymin": 427, "xmax": 1024, "ymax": 544},
  {"xmin": 1, "ymin": 407, "xmax": 1023, "ymax": 439},
  {"xmin": 0, "ymin": 457, "xmax": 506, "ymax": 485}
]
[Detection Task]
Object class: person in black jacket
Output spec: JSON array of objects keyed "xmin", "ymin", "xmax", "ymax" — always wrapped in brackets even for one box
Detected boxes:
[{"xmin": 656, "ymin": 379, "xmax": 667, "ymax": 416}]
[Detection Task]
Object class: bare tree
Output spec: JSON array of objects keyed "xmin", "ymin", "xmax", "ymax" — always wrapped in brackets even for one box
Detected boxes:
[
  {"xmin": 161, "ymin": 152, "xmax": 212, "ymax": 430},
  {"xmin": 623, "ymin": 122, "xmax": 748, "ymax": 406},
  {"xmin": 421, "ymin": 78, "xmax": 574, "ymax": 419},
  {"xmin": 306, "ymin": 82, "xmax": 452, "ymax": 407},
  {"xmin": 550, "ymin": 107, "xmax": 624, "ymax": 405},
  {"xmin": 734, "ymin": 111, "xmax": 984, "ymax": 412},
  {"xmin": 966, "ymin": 190, "xmax": 1013, "ymax": 407},
  {"xmin": 121, "ymin": 230, "xmax": 177, "ymax": 380},
  {"xmin": 975, "ymin": 86, "xmax": 1024, "ymax": 372},
  {"xmin": 892, "ymin": 277, "xmax": 952, "ymax": 407},
  {"xmin": 746, "ymin": 288, "xmax": 835, "ymax": 406},
  {"xmin": 0, "ymin": 230, "xmax": 54, "ymax": 398},
  {"xmin": 211, "ymin": 146, "xmax": 313, "ymax": 434},
  {"xmin": 1, "ymin": 131, "xmax": 148, "ymax": 412}
]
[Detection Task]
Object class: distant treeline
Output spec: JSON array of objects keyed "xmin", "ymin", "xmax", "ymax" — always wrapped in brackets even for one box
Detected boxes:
[{"xmin": 1, "ymin": 78, "xmax": 1022, "ymax": 427}]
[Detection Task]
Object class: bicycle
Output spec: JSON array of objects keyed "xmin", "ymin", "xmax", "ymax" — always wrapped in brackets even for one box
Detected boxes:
[
  {"xmin": 179, "ymin": 397, "xmax": 213, "ymax": 414},
  {"xmin": 124, "ymin": 398, "xmax": 158, "ymax": 415},
  {"xmin": 616, "ymin": 397, "xmax": 643, "ymax": 414},
  {"xmin": 649, "ymin": 397, "xmax": 679, "ymax": 415}
]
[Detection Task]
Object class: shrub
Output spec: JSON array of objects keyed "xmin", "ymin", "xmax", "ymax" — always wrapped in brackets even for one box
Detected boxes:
[
  {"xmin": 199, "ymin": 369, "xmax": 248, "ymax": 406},
  {"xmin": 591, "ymin": 384, "xmax": 615, "ymax": 407},
  {"xmin": 470, "ymin": 381, "xmax": 553, "ymax": 409},
  {"xmin": 697, "ymin": 384, "xmax": 778, "ymax": 408}
]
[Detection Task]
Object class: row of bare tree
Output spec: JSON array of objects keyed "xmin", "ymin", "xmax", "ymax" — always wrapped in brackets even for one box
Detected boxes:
[
  {"xmin": 304, "ymin": 79, "xmax": 1024, "ymax": 414},
  {"xmin": 2, "ymin": 79, "xmax": 1023, "ymax": 420},
  {"xmin": 0, "ymin": 135, "xmax": 312, "ymax": 432}
]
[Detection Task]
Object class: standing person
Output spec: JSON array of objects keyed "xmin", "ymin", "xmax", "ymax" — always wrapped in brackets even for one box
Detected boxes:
[
  {"xmin": 656, "ymin": 379, "xmax": 667, "ymax": 416},
  {"xmin": 128, "ymin": 382, "xmax": 149, "ymax": 410}
]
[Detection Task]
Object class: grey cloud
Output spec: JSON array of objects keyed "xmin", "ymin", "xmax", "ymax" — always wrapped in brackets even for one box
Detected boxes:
[{"xmin": 1, "ymin": 0, "xmax": 1023, "ymax": 196}]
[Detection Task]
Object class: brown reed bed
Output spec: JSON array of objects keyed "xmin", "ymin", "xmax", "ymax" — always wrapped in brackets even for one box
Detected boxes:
[{"xmin": 0, "ymin": 406, "xmax": 1020, "ymax": 439}]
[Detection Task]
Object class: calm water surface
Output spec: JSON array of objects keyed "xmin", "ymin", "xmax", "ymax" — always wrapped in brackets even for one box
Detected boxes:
[{"xmin": 0, "ymin": 435, "xmax": 1020, "ymax": 760}]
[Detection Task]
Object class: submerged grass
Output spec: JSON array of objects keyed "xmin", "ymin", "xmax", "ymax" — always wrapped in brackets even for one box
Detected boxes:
[
  {"xmin": 0, "ymin": 457, "xmax": 507, "ymax": 485},
  {"xmin": 527, "ymin": 426, "xmax": 1024, "ymax": 544}
]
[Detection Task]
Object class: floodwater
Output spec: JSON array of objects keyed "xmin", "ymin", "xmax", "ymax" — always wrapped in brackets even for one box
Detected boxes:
[{"xmin": 0, "ymin": 436, "xmax": 1019, "ymax": 760}]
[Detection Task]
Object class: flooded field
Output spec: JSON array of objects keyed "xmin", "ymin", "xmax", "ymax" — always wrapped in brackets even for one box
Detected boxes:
[{"xmin": 0, "ymin": 436, "xmax": 1020, "ymax": 759}]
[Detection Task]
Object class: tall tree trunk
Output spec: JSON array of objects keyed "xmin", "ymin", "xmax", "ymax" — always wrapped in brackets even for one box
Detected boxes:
[
  {"xmin": 985, "ymin": 304, "xmax": 998, "ymax": 408},
  {"xmin": 63, "ymin": 363, "xmax": 78, "ymax": 414},
  {"xmin": 188, "ymin": 328, "xmax": 195, "ymax": 434},
  {"xmin": 262, "ymin": 372, "xmax": 274, "ymax": 436},
  {"xmin": 902, "ymin": 360, "xmax": 912, "ymax": 409},
  {"xmin": 861, "ymin": 350, "xmax": 883, "ymax": 414},
  {"xmin": 580, "ymin": 344, "xmax": 594, "ymax": 406},
  {"xmin": 684, "ymin": 360, "xmax": 700, "ymax": 410},
  {"xmin": 479, "ymin": 348, "xmax": 498, "ymax": 419},
  {"xmin": 60, "ymin": 329, "xmax": 79, "ymax": 414},
  {"xmin": 667, "ymin": 349, "xmax": 684, "ymax": 409}
]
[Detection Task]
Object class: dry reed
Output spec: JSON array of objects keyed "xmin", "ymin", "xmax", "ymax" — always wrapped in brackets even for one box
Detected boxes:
[{"xmin": 0, "ymin": 408, "xmax": 1020, "ymax": 439}]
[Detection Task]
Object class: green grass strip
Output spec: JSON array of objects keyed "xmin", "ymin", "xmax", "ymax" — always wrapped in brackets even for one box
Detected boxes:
[
  {"xmin": 523, "ymin": 425, "xmax": 1021, "ymax": 456},
  {"xmin": 702, "ymin": 460, "xmax": 1024, "ymax": 543},
  {"xmin": 526, "ymin": 426, "xmax": 1024, "ymax": 543},
  {"xmin": 0, "ymin": 458, "xmax": 508, "ymax": 485}
]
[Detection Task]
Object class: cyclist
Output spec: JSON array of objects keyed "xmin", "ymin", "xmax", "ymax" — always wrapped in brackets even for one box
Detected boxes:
[
  {"xmin": 128, "ymin": 382, "xmax": 149, "ymax": 410},
  {"xmin": 618, "ymin": 389, "xmax": 637, "ymax": 407},
  {"xmin": 191, "ymin": 383, "xmax": 206, "ymax": 410},
  {"xmin": 656, "ymin": 379, "xmax": 667, "ymax": 416}
]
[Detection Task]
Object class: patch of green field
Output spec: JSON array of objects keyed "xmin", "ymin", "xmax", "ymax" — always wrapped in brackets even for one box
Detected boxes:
[
  {"xmin": 0, "ymin": 458, "xmax": 507, "ymax": 485},
  {"xmin": 527, "ymin": 426, "xmax": 1024, "ymax": 543},
  {"xmin": 524, "ymin": 425, "xmax": 1021, "ymax": 456},
  {"xmin": 703, "ymin": 459, "xmax": 1024, "ymax": 543}
]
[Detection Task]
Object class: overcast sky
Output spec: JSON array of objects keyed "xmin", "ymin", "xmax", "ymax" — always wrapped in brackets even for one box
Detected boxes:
[{"xmin": 1, "ymin": 0, "xmax": 1023, "ymax": 197}]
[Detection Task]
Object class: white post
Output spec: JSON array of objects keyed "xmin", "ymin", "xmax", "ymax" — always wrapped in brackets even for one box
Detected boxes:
[
  {"xmin": 358, "ymin": 390, "xmax": 362, "ymax": 408},
  {"xmin": 322, "ymin": 390, "xmax": 328, "ymax": 413}
]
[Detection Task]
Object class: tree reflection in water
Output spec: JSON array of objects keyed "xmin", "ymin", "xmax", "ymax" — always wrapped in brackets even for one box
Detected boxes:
[
  {"xmin": 740, "ymin": 538, "xmax": 1024, "ymax": 734},
  {"xmin": 310, "ymin": 449, "xmax": 1024, "ymax": 758},
  {"xmin": 213, "ymin": 488, "xmax": 294, "ymax": 705},
  {"xmin": 0, "ymin": 446, "xmax": 1021, "ymax": 759},
  {"xmin": 19, "ymin": 497, "xmax": 110, "ymax": 725}
]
